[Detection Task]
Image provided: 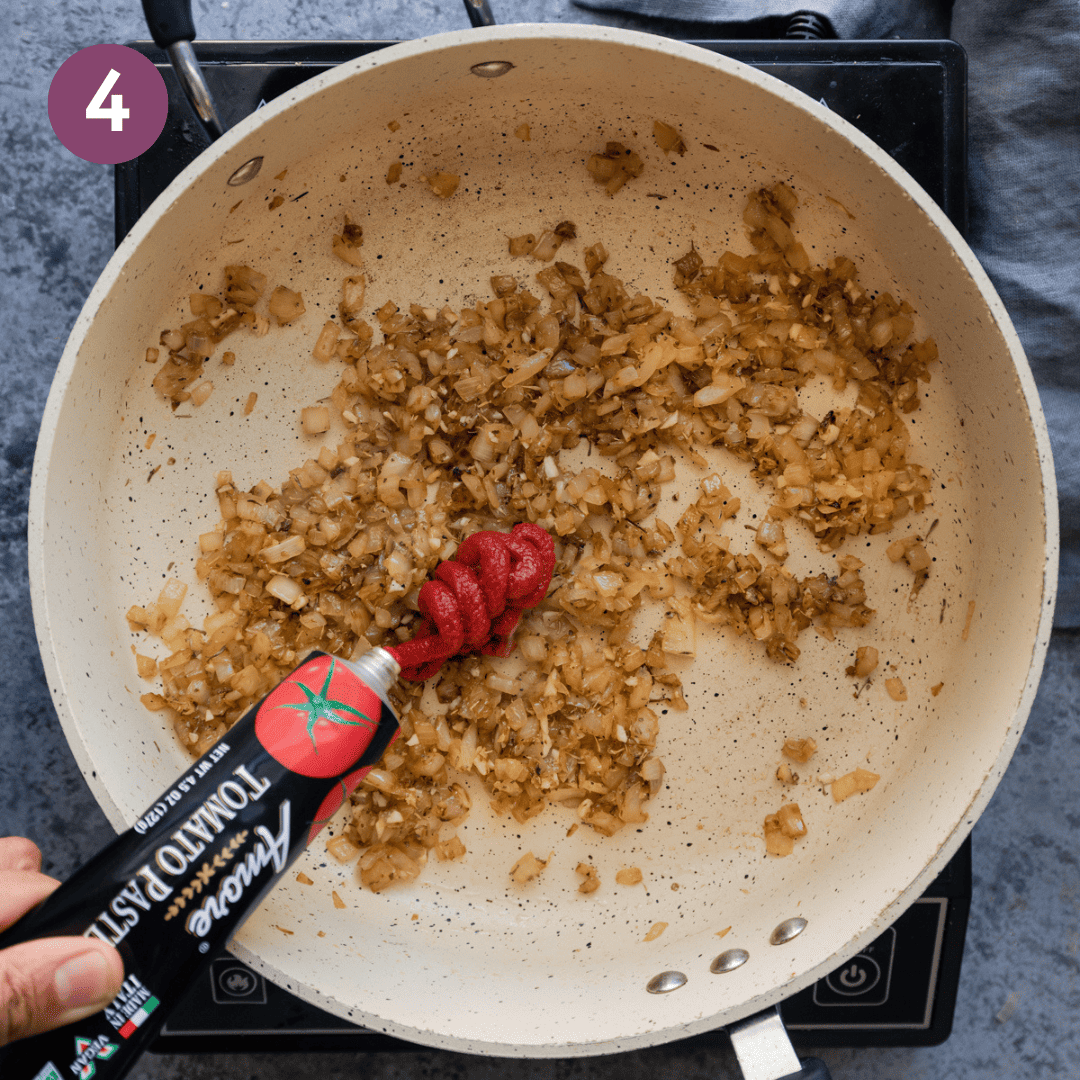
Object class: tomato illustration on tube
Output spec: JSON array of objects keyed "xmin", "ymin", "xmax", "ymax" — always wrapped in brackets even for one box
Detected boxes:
[{"xmin": 256, "ymin": 655, "xmax": 382, "ymax": 777}]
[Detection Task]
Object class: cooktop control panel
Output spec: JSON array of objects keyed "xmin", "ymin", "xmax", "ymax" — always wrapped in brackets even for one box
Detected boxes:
[{"xmin": 152, "ymin": 840, "xmax": 969, "ymax": 1053}]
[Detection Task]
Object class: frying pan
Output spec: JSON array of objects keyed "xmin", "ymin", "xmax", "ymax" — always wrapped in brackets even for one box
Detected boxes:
[{"xmin": 28, "ymin": 15, "xmax": 1056, "ymax": 1065}]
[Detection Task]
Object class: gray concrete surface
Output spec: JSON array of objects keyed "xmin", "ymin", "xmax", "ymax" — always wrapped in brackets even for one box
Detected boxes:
[{"xmin": 1, "ymin": 1, "xmax": 1078, "ymax": 1078}]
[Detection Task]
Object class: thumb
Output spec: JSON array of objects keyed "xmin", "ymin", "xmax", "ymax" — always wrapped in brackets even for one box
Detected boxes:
[{"xmin": 0, "ymin": 938, "xmax": 124, "ymax": 1048}]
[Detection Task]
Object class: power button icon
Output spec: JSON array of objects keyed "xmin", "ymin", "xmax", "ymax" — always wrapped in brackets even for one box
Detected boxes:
[
  {"xmin": 812, "ymin": 927, "xmax": 895, "ymax": 1007},
  {"xmin": 826, "ymin": 956, "xmax": 882, "ymax": 996}
]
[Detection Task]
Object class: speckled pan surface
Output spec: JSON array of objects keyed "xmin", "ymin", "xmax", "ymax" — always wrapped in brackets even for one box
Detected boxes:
[{"xmin": 28, "ymin": 25, "xmax": 1056, "ymax": 1057}]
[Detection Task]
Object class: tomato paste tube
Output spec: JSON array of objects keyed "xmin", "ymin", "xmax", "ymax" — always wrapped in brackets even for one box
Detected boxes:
[{"xmin": 0, "ymin": 647, "xmax": 400, "ymax": 1080}]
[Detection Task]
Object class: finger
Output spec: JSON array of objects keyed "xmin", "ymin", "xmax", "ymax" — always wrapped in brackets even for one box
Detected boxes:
[
  {"xmin": 0, "ymin": 838, "xmax": 42, "ymax": 873},
  {"xmin": 0, "ymin": 938, "xmax": 124, "ymax": 1048},
  {"xmin": 0, "ymin": 871, "xmax": 61, "ymax": 933}
]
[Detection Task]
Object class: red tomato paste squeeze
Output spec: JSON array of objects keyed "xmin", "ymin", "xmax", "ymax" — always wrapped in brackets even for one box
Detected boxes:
[{"xmin": 386, "ymin": 522, "xmax": 556, "ymax": 681}]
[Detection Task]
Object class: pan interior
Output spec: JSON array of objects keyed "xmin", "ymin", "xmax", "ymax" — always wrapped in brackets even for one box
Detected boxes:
[{"xmin": 32, "ymin": 28, "xmax": 1052, "ymax": 1054}]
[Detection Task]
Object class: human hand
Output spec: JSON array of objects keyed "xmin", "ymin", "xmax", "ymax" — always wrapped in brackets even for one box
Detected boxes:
[{"xmin": 0, "ymin": 837, "xmax": 124, "ymax": 1047}]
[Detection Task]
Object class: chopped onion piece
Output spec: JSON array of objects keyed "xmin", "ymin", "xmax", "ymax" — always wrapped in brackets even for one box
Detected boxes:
[
  {"xmin": 301, "ymin": 406, "xmax": 330, "ymax": 434},
  {"xmin": 266, "ymin": 575, "xmax": 304, "ymax": 606},
  {"xmin": 831, "ymin": 768, "xmax": 880, "ymax": 802},
  {"xmin": 884, "ymin": 676, "xmax": 907, "ymax": 701},
  {"xmin": 269, "ymin": 286, "xmax": 305, "ymax": 325},
  {"xmin": 510, "ymin": 851, "xmax": 550, "ymax": 884},
  {"xmin": 423, "ymin": 171, "xmax": 460, "ymax": 199}
]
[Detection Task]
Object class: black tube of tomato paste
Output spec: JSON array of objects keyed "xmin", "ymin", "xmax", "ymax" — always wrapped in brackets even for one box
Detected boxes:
[{"xmin": 0, "ymin": 647, "xmax": 400, "ymax": 1080}]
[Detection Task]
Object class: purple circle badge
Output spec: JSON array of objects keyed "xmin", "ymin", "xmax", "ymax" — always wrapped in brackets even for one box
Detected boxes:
[{"xmin": 48, "ymin": 44, "xmax": 168, "ymax": 165}]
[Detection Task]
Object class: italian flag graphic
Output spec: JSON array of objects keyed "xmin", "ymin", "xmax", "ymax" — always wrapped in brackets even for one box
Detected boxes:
[{"xmin": 118, "ymin": 996, "xmax": 160, "ymax": 1039}]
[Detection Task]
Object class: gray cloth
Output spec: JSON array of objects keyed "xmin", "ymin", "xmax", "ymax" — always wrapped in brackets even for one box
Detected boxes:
[
  {"xmin": 573, "ymin": 0, "xmax": 952, "ymax": 38},
  {"xmin": 951, "ymin": 0, "xmax": 1080, "ymax": 626},
  {"xmin": 575, "ymin": 0, "xmax": 1080, "ymax": 624}
]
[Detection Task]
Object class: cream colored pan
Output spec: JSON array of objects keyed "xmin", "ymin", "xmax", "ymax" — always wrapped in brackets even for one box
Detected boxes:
[{"xmin": 29, "ymin": 25, "xmax": 1056, "ymax": 1057}]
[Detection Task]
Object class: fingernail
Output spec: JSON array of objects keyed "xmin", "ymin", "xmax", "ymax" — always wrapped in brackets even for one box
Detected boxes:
[{"xmin": 54, "ymin": 951, "xmax": 116, "ymax": 1023}]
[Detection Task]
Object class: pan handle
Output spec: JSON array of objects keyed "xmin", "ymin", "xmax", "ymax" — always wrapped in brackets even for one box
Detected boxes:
[
  {"xmin": 141, "ymin": 0, "xmax": 226, "ymax": 141},
  {"xmin": 463, "ymin": 0, "xmax": 497, "ymax": 26},
  {"xmin": 727, "ymin": 1006, "xmax": 833, "ymax": 1080},
  {"xmin": 141, "ymin": 0, "xmax": 194, "ymax": 50}
]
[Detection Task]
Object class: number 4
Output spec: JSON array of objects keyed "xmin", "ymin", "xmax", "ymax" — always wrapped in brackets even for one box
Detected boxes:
[{"xmin": 86, "ymin": 68, "xmax": 130, "ymax": 132}]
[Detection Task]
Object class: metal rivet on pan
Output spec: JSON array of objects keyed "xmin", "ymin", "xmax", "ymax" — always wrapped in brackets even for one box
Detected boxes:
[
  {"xmin": 646, "ymin": 970, "xmax": 687, "ymax": 994},
  {"xmin": 710, "ymin": 949, "xmax": 750, "ymax": 974},
  {"xmin": 227, "ymin": 156, "xmax": 264, "ymax": 186},
  {"xmin": 770, "ymin": 917, "xmax": 808, "ymax": 945},
  {"xmin": 470, "ymin": 60, "xmax": 514, "ymax": 78}
]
